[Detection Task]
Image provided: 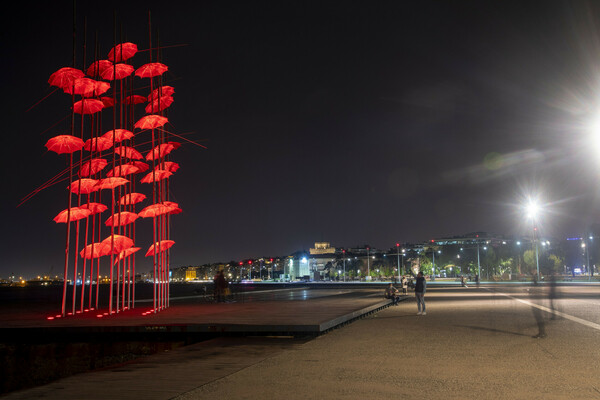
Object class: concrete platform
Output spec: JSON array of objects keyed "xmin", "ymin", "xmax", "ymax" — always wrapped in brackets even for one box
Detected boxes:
[{"xmin": 1, "ymin": 288, "xmax": 395, "ymax": 339}]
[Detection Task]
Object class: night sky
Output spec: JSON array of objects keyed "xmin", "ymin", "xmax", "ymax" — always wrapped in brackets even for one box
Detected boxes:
[{"xmin": 3, "ymin": 1, "xmax": 600, "ymax": 278}]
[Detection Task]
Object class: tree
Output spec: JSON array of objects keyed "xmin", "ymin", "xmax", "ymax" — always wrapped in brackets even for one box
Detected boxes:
[{"xmin": 523, "ymin": 250, "xmax": 536, "ymax": 275}]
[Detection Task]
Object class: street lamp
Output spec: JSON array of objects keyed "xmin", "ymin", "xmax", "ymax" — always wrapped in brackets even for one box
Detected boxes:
[
  {"xmin": 342, "ymin": 249, "xmax": 346, "ymax": 282},
  {"xmin": 396, "ymin": 243, "xmax": 401, "ymax": 283},
  {"xmin": 431, "ymin": 249, "xmax": 441, "ymax": 281},
  {"xmin": 526, "ymin": 199, "xmax": 540, "ymax": 279},
  {"xmin": 367, "ymin": 247, "xmax": 370, "ymax": 280}
]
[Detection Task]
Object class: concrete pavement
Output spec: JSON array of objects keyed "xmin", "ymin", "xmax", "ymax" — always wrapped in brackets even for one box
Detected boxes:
[{"xmin": 5, "ymin": 285, "xmax": 600, "ymax": 399}]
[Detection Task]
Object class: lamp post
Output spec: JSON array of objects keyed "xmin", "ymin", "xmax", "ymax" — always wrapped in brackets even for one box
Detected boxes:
[
  {"xmin": 342, "ymin": 249, "xmax": 346, "ymax": 282},
  {"xmin": 367, "ymin": 246, "xmax": 370, "ymax": 279},
  {"xmin": 526, "ymin": 200, "xmax": 540, "ymax": 280},
  {"xmin": 477, "ymin": 242, "xmax": 481, "ymax": 280},
  {"xmin": 396, "ymin": 243, "xmax": 401, "ymax": 283},
  {"xmin": 431, "ymin": 249, "xmax": 441, "ymax": 281},
  {"xmin": 402, "ymin": 249, "xmax": 405, "ymax": 275}
]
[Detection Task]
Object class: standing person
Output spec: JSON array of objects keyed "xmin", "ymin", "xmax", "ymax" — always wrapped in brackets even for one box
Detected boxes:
[
  {"xmin": 214, "ymin": 270, "xmax": 228, "ymax": 302},
  {"xmin": 401, "ymin": 275, "xmax": 408, "ymax": 295},
  {"xmin": 415, "ymin": 271, "xmax": 426, "ymax": 315}
]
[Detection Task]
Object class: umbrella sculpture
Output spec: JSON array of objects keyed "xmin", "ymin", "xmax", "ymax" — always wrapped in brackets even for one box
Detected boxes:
[
  {"xmin": 119, "ymin": 192, "xmax": 146, "ymax": 205},
  {"xmin": 147, "ymin": 85, "xmax": 174, "ymax": 101},
  {"xmin": 53, "ymin": 207, "xmax": 93, "ymax": 223},
  {"xmin": 46, "ymin": 135, "xmax": 85, "ymax": 154},
  {"xmin": 145, "ymin": 240, "xmax": 175, "ymax": 257},
  {"xmin": 108, "ymin": 42, "xmax": 138, "ymax": 63},
  {"xmin": 42, "ymin": 30, "xmax": 184, "ymax": 318},
  {"xmin": 79, "ymin": 158, "xmax": 108, "ymax": 177},
  {"xmin": 48, "ymin": 67, "xmax": 85, "ymax": 91},
  {"xmin": 84, "ymin": 137, "xmax": 113, "ymax": 152}
]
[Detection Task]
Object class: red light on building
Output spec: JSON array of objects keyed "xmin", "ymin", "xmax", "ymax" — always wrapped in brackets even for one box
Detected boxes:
[{"xmin": 248, "ymin": 260, "xmax": 252, "ymax": 264}]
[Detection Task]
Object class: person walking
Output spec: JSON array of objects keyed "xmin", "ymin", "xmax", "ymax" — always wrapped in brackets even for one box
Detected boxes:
[{"xmin": 415, "ymin": 271, "xmax": 426, "ymax": 315}]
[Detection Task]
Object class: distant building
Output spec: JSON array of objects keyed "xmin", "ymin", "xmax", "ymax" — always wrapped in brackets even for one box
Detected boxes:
[{"xmin": 310, "ymin": 242, "xmax": 336, "ymax": 255}]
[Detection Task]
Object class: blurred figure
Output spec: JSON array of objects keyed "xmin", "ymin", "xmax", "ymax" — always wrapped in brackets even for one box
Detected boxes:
[
  {"xmin": 401, "ymin": 275, "xmax": 408, "ymax": 295},
  {"xmin": 214, "ymin": 270, "xmax": 228, "ymax": 302},
  {"xmin": 415, "ymin": 271, "xmax": 426, "ymax": 315},
  {"xmin": 529, "ymin": 278, "xmax": 546, "ymax": 338},
  {"xmin": 549, "ymin": 272, "xmax": 558, "ymax": 320}
]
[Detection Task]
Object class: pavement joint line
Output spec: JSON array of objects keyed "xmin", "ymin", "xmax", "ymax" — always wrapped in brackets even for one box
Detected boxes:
[
  {"xmin": 135, "ymin": 286, "xmax": 312, "ymax": 303},
  {"xmin": 491, "ymin": 289, "xmax": 600, "ymax": 332}
]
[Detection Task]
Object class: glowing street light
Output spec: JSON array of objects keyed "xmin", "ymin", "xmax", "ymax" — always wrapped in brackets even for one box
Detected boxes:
[{"xmin": 525, "ymin": 199, "xmax": 541, "ymax": 279}]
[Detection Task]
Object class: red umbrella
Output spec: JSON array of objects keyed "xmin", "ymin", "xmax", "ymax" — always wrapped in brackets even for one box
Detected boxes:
[
  {"xmin": 106, "ymin": 164, "xmax": 140, "ymax": 177},
  {"xmin": 162, "ymin": 201, "xmax": 182, "ymax": 215},
  {"xmin": 100, "ymin": 97, "xmax": 115, "ymax": 108},
  {"xmin": 101, "ymin": 63, "xmax": 134, "ymax": 80},
  {"xmin": 108, "ymin": 42, "xmax": 138, "ymax": 63},
  {"xmin": 113, "ymin": 247, "xmax": 141, "ymax": 265},
  {"xmin": 134, "ymin": 115, "xmax": 168, "ymax": 130},
  {"xmin": 147, "ymin": 86, "xmax": 175, "ymax": 102},
  {"xmin": 69, "ymin": 178, "xmax": 101, "ymax": 194},
  {"xmin": 95, "ymin": 177, "xmax": 129, "ymax": 190},
  {"xmin": 73, "ymin": 99, "xmax": 105, "ymax": 114},
  {"xmin": 102, "ymin": 129, "xmax": 134, "ymax": 143},
  {"xmin": 119, "ymin": 192, "xmax": 147, "ymax": 206},
  {"xmin": 145, "ymin": 240, "xmax": 175, "ymax": 257},
  {"xmin": 49, "ymin": 67, "xmax": 85, "ymax": 90},
  {"xmin": 169, "ymin": 206, "xmax": 183, "ymax": 215},
  {"xmin": 156, "ymin": 161, "xmax": 180, "ymax": 173},
  {"xmin": 79, "ymin": 158, "xmax": 108, "ymax": 177},
  {"xmin": 135, "ymin": 62, "xmax": 168, "ymax": 78},
  {"xmin": 80, "ymin": 242, "xmax": 111, "ymax": 259},
  {"xmin": 138, "ymin": 203, "xmax": 171, "ymax": 218},
  {"xmin": 163, "ymin": 201, "xmax": 179, "ymax": 209},
  {"xmin": 125, "ymin": 95, "xmax": 146, "ymax": 105},
  {"xmin": 145, "ymin": 95, "xmax": 174, "ymax": 114},
  {"xmin": 53, "ymin": 207, "xmax": 93, "ymax": 223},
  {"xmin": 84, "ymin": 137, "xmax": 113, "ymax": 152},
  {"xmin": 146, "ymin": 142, "xmax": 181, "ymax": 161},
  {"xmin": 86, "ymin": 60, "xmax": 113, "ymax": 77},
  {"xmin": 140, "ymin": 169, "xmax": 173, "ymax": 184},
  {"xmin": 114, "ymin": 145, "xmax": 143, "ymax": 160},
  {"xmin": 80, "ymin": 202, "xmax": 108, "ymax": 215},
  {"xmin": 45, "ymin": 135, "xmax": 85, "ymax": 154},
  {"xmin": 101, "ymin": 234, "xmax": 134, "ymax": 254},
  {"xmin": 63, "ymin": 78, "xmax": 110, "ymax": 97},
  {"xmin": 105, "ymin": 211, "xmax": 139, "ymax": 227},
  {"xmin": 129, "ymin": 161, "xmax": 149, "ymax": 173}
]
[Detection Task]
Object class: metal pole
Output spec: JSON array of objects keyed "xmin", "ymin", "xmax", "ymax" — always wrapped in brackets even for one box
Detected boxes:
[
  {"xmin": 367, "ymin": 247, "xmax": 370, "ymax": 278},
  {"xmin": 343, "ymin": 250, "xmax": 346, "ymax": 282},
  {"xmin": 396, "ymin": 245, "xmax": 400, "ymax": 283},
  {"xmin": 587, "ymin": 239, "xmax": 591, "ymax": 281},
  {"xmin": 535, "ymin": 242, "xmax": 540, "ymax": 279},
  {"xmin": 477, "ymin": 242, "xmax": 481, "ymax": 279},
  {"xmin": 432, "ymin": 250, "xmax": 435, "ymax": 281}
]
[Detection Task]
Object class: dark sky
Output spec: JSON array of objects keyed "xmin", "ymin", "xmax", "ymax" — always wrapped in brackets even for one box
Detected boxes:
[{"xmin": 3, "ymin": 0, "xmax": 600, "ymax": 278}]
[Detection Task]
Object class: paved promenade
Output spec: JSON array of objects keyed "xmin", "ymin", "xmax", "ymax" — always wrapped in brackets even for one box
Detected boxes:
[{"xmin": 5, "ymin": 285, "xmax": 600, "ymax": 399}]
